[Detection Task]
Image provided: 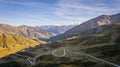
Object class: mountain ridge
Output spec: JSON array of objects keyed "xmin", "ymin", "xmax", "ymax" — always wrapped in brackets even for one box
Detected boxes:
[
  {"xmin": 37, "ymin": 24, "xmax": 77, "ymax": 35},
  {"xmin": 48, "ymin": 13, "xmax": 120, "ymax": 41},
  {"xmin": 0, "ymin": 24, "xmax": 55, "ymax": 39}
]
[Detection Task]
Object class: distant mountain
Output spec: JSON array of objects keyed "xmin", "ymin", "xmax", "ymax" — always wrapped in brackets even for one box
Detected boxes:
[
  {"xmin": 18, "ymin": 25, "xmax": 55, "ymax": 39},
  {"xmin": 39, "ymin": 25, "xmax": 77, "ymax": 35},
  {"xmin": 0, "ymin": 24, "xmax": 55, "ymax": 39},
  {"xmin": 49, "ymin": 13, "xmax": 120, "ymax": 41},
  {"xmin": 0, "ymin": 32, "xmax": 46, "ymax": 58}
]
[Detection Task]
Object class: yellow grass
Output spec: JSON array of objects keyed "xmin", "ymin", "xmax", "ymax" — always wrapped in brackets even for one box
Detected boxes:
[{"xmin": 0, "ymin": 33, "xmax": 46, "ymax": 58}]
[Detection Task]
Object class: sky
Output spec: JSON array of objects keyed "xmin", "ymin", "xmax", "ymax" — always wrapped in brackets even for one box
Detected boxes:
[{"xmin": 0, "ymin": 0, "xmax": 120, "ymax": 26}]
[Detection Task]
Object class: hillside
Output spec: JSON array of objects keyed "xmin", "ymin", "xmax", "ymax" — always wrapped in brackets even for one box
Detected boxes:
[
  {"xmin": 65, "ymin": 13, "xmax": 120, "ymax": 36},
  {"xmin": 49, "ymin": 13, "xmax": 120, "ymax": 41},
  {"xmin": 0, "ymin": 32, "xmax": 46, "ymax": 58},
  {"xmin": 41, "ymin": 24, "xmax": 120, "ymax": 67}
]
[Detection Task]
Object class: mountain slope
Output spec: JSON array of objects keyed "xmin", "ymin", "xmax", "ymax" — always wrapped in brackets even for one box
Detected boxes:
[
  {"xmin": 0, "ymin": 32, "xmax": 46, "ymax": 58},
  {"xmin": 45, "ymin": 24, "xmax": 120, "ymax": 66},
  {"xmin": 49, "ymin": 13, "xmax": 120, "ymax": 41},
  {"xmin": 66, "ymin": 13, "xmax": 120, "ymax": 36}
]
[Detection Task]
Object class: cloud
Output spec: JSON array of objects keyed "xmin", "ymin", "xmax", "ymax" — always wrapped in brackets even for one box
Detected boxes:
[
  {"xmin": 0, "ymin": 0, "xmax": 53, "ymax": 7},
  {"xmin": 55, "ymin": 0, "xmax": 120, "ymax": 23},
  {"xmin": 0, "ymin": 0, "xmax": 119, "ymax": 25}
]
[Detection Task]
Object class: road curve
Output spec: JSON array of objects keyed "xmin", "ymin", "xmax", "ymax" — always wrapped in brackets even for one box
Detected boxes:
[
  {"xmin": 69, "ymin": 49, "xmax": 120, "ymax": 67},
  {"xmin": 52, "ymin": 49, "xmax": 68, "ymax": 57},
  {"xmin": 15, "ymin": 53, "xmax": 44, "ymax": 65},
  {"xmin": 15, "ymin": 48, "xmax": 120, "ymax": 67}
]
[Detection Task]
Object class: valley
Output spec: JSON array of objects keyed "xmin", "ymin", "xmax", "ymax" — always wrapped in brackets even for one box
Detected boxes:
[
  {"xmin": 1, "ymin": 24, "xmax": 120, "ymax": 67},
  {"xmin": 0, "ymin": 13, "xmax": 120, "ymax": 67}
]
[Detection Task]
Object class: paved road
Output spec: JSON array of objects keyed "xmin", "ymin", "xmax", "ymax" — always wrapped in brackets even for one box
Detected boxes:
[
  {"xmin": 68, "ymin": 49, "xmax": 120, "ymax": 67},
  {"xmin": 15, "ymin": 48, "xmax": 120, "ymax": 67},
  {"xmin": 15, "ymin": 53, "xmax": 43, "ymax": 65},
  {"xmin": 52, "ymin": 49, "xmax": 69, "ymax": 57},
  {"xmin": 52, "ymin": 48, "xmax": 120, "ymax": 67},
  {"xmin": 15, "ymin": 54, "xmax": 29, "ymax": 58}
]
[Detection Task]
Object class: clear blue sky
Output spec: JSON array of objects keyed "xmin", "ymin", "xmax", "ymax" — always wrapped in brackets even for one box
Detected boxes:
[{"xmin": 0, "ymin": 0, "xmax": 119, "ymax": 26}]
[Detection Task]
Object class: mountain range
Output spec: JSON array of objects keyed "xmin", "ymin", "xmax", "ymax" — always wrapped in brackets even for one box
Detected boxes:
[
  {"xmin": 39, "ymin": 24, "xmax": 77, "ymax": 35},
  {"xmin": 0, "ymin": 24, "xmax": 55, "ymax": 39},
  {"xmin": 0, "ymin": 13, "xmax": 120, "ymax": 67},
  {"xmin": 49, "ymin": 13, "xmax": 120, "ymax": 41},
  {"xmin": 0, "ymin": 24, "xmax": 77, "ymax": 57},
  {"xmin": 1, "ymin": 24, "xmax": 120, "ymax": 67},
  {"xmin": 0, "ymin": 24, "xmax": 76, "ymax": 39}
]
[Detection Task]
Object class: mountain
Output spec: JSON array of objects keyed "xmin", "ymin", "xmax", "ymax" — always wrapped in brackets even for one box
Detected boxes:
[
  {"xmin": 0, "ymin": 24, "xmax": 55, "ymax": 39},
  {"xmin": 39, "ymin": 25, "xmax": 77, "ymax": 35},
  {"xmin": 64, "ymin": 13, "xmax": 120, "ymax": 36},
  {"xmin": 49, "ymin": 13, "xmax": 120, "ymax": 41},
  {"xmin": 0, "ymin": 32, "xmax": 46, "ymax": 58},
  {"xmin": 1, "ymin": 24, "xmax": 120, "ymax": 67},
  {"xmin": 39, "ymin": 24, "xmax": 120, "ymax": 67},
  {"xmin": 0, "ymin": 13, "xmax": 120, "ymax": 67},
  {"xmin": 18, "ymin": 25, "xmax": 55, "ymax": 39}
]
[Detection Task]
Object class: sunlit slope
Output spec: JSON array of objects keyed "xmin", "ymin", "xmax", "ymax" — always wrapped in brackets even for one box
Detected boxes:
[{"xmin": 0, "ymin": 32, "xmax": 46, "ymax": 58}]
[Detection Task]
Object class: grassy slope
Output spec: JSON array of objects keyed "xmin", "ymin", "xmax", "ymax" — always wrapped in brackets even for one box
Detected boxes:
[
  {"xmin": 0, "ymin": 32, "xmax": 46, "ymax": 58},
  {"xmin": 40, "ymin": 24, "xmax": 120, "ymax": 66}
]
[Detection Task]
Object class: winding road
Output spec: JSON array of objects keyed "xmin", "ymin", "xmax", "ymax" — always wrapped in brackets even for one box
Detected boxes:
[
  {"xmin": 69, "ymin": 49, "xmax": 120, "ymax": 67},
  {"xmin": 52, "ymin": 49, "xmax": 69, "ymax": 57},
  {"xmin": 15, "ymin": 53, "xmax": 44, "ymax": 65},
  {"xmin": 15, "ymin": 48, "xmax": 120, "ymax": 67},
  {"xmin": 52, "ymin": 48, "xmax": 120, "ymax": 67}
]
